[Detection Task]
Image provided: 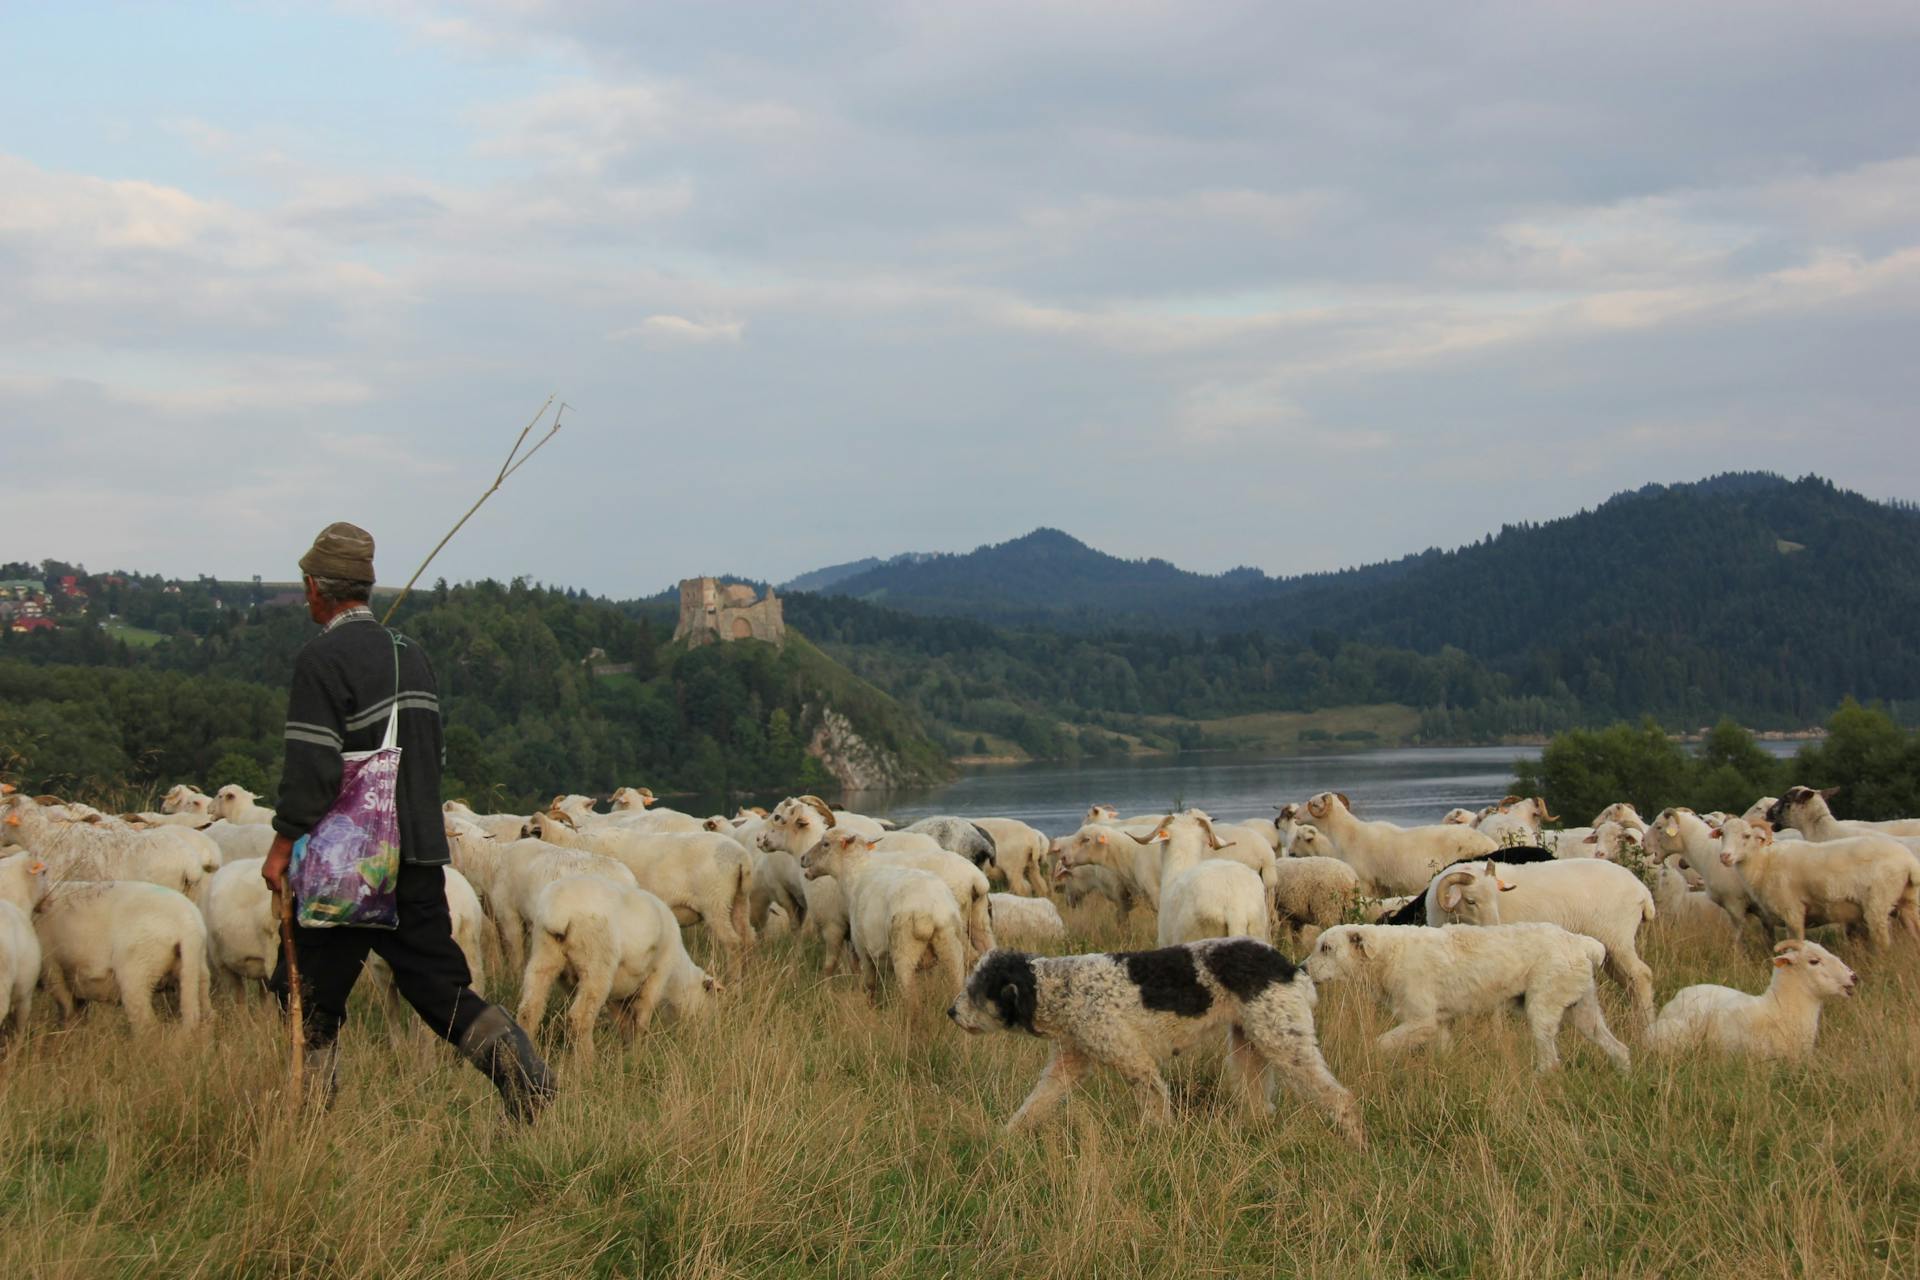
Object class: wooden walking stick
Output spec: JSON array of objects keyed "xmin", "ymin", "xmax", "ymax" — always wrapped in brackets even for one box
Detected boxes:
[
  {"xmin": 276, "ymin": 884, "xmax": 305, "ymax": 1096},
  {"xmin": 380, "ymin": 396, "xmax": 568, "ymax": 626}
]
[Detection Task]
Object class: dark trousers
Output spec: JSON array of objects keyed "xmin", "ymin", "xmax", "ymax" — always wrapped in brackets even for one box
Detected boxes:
[{"xmin": 270, "ymin": 860, "xmax": 491, "ymax": 1050}]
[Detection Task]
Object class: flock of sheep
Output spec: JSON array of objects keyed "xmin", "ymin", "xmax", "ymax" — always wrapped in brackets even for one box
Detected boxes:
[{"xmin": 0, "ymin": 777, "xmax": 1915, "ymax": 1140}]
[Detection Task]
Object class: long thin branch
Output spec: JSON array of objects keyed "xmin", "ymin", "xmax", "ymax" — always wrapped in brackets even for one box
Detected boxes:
[{"xmin": 379, "ymin": 397, "xmax": 566, "ymax": 625}]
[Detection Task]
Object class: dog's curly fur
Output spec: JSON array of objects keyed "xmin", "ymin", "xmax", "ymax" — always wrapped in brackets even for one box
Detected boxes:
[{"xmin": 949, "ymin": 939, "xmax": 1363, "ymax": 1144}]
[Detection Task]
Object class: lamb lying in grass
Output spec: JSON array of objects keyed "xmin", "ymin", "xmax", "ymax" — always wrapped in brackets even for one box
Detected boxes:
[{"xmin": 1647, "ymin": 939, "xmax": 1856, "ymax": 1060}]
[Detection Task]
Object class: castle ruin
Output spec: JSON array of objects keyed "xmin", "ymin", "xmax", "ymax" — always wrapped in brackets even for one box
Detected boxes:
[{"xmin": 672, "ymin": 578, "xmax": 786, "ymax": 649}]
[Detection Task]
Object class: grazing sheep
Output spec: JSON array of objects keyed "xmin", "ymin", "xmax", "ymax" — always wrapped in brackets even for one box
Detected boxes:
[
  {"xmin": 801, "ymin": 835, "xmax": 967, "ymax": 1004},
  {"xmin": 0, "ymin": 853, "xmax": 49, "ymax": 1040},
  {"xmin": 948, "ymin": 941, "xmax": 1363, "ymax": 1144},
  {"xmin": 33, "ymin": 880, "xmax": 212, "ymax": 1032},
  {"xmin": 811, "ymin": 829, "xmax": 995, "ymax": 961},
  {"xmin": 1055, "ymin": 861, "xmax": 1137, "ymax": 921},
  {"xmin": 1267, "ymin": 856, "xmax": 1363, "ymax": 945},
  {"xmin": 1424, "ymin": 857, "xmax": 1658, "ymax": 1025},
  {"xmin": 1157, "ymin": 859, "xmax": 1268, "ymax": 947},
  {"xmin": 209, "ymin": 784, "xmax": 275, "ymax": 826},
  {"xmin": 1294, "ymin": 792, "xmax": 1497, "ymax": 896},
  {"xmin": 1053, "ymin": 822, "xmax": 1165, "ymax": 907},
  {"xmin": 530, "ymin": 814, "xmax": 755, "ymax": 957},
  {"xmin": 1564, "ymin": 821, "xmax": 1642, "ymax": 861},
  {"xmin": 456, "ymin": 830, "xmax": 639, "ymax": 974},
  {"xmin": 1304, "ymin": 923, "xmax": 1630, "ymax": 1072},
  {"xmin": 1767, "ymin": 786, "xmax": 1920, "ymax": 845},
  {"xmin": 903, "ymin": 816, "xmax": 999, "ymax": 871},
  {"xmin": 1648, "ymin": 939, "xmax": 1856, "ymax": 1060},
  {"xmin": 517, "ymin": 873, "xmax": 718, "ymax": 1059},
  {"xmin": 972, "ymin": 817, "xmax": 1053, "ymax": 896},
  {"xmin": 201, "ymin": 857, "xmax": 277, "ymax": 994},
  {"xmin": 1716, "ymin": 818, "xmax": 1920, "ymax": 950},
  {"xmin": 987, "ymin": 893, "xmax": 1066, "ymax": 947}
]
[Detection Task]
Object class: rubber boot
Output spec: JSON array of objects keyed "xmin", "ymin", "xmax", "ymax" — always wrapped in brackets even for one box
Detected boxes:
[
  {"xmin": 302, "ymin": 1039, "xmax": 342, "ymax": 1110},
  {"xmin": 457, "ymin": 1004, "xmax": 556, "ymax": 1122}
]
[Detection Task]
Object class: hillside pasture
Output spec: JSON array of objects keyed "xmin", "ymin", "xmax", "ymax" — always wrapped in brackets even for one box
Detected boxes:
[{"xmin": 2, "ymin": 899, "xmax": 1915, "ymax": 1277}]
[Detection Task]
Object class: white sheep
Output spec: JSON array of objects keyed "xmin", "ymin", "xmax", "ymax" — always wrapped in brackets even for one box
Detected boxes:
[
  {"xmin": 1158, "ymin": 859, "xmax": 1269, "ymax": 947},
  {"xmin": 1716, "ymin": 817, "xmax": 1919, "ymax": 950},
  {"xmin": 161, "ymin": 784, "xmax": 212, "ymax": 817},
  {"xmin": 1477, "ymin": 795, "xmax": 1558, "ymax": 846},
  {"xmin": 1591, "ymin": 802, "xmax": 1649, "ymax": 833},
  {"xmin": 707, "ymin": 815, "xmax": 806, "ymax": 934},
  {"xmin": 1267, "ymin": 855, "xmax": 1363, "ymax": 946},
  {"xmin": 1766, "ymin": 786, "xmax": 1920, "ymax": 845},
  {"xmin": 209, "ymin": 784, "xmax": 275, "ymax": 826},
  {"xmin": 1648, "ymin": 939, "xmax": 1856, "ymax": 1059},
  {"xmin": 1651, "ymin": 858, "xmax": 1740, "ymax": 945},
  {"xmin": 442, "ymin": 799, "xmax": 532, "ymax": 843},
  {"xmin": 801, "ymin": 835, "xmax": 968, "ymax": 1004},
  {"xmin": 2, "ymin": 796, "xmax": 212, "ymax": 902},
  {"xmin": 987, "ymin": 893, "xmax": 1066, "ymax": 947},
  {"xmin": 1294, "ymin": 791, "xmax": 1498, "ymax": 896},
  {"xmin": 201, "ymin": 857, "xmax": 278, "ymax": 994},
  {"xmin": 1055, "ymin": 860, "xmax": 1137, "ymax": 921},
  {"xmin": 972, "ymin": 817, "xmax": 1054, "ymax": 896},
  {"xmin": 450, "ymin": 827, "xmax": 640, "ymax": 973},
  {"xmin": 1304, "ymin": 922, "xmax": 1630, "ymax": 1072},
  {"xmin": 517, "ymin": 873, "xmax": 718, "ymax": 1059},
  {"xmin": 199, "ymin": 819, "xmax": 276, "ymax": 864},
  {"xmin": 1646, "ymin": 807, "xmax": 1765, "ymax": 938},
  {"xmin": 1052, "ymin": 822, "xmax": 1166, "ymax": 907},
  {"xmin": 1425, "ymin": 857, "xmax": 1658, "ymax": 1025},
  {"xmin": 1440, "ymin": 808, "xmax": 1479, "ymax": 826},
  {"xmin": 1563, "ymin": 821, "xmax": 1642, "ymax": 861},
  {"xmin": 0, "ymin": 853, "xmax": 49, "ymax": 1040},
  {"xmin": 33, "ymin": 880, "xmax": 212, "ymax": 1032},
  {"xmin": 529, "ymin": 813, "xmax": 754, "ymax": 956},
  {"xmin": 813, "ymin": 829, "xmax": 995, "ymax": 960}
]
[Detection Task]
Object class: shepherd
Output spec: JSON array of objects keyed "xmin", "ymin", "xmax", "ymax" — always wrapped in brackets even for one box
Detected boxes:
[{"xmin": 263, "ymin": 521, "xmax": 554, "ymax": 1120}]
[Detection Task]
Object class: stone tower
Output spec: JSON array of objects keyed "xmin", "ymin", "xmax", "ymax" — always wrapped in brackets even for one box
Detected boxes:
[{"xmin": 672, "ymin": 578, "xmax": 786, "ymax": 648}]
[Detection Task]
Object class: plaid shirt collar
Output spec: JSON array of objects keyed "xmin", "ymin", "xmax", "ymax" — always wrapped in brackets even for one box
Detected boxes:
[{"xmin": 323, "ymin": 604, "xmax": 377, "ymax": 633}]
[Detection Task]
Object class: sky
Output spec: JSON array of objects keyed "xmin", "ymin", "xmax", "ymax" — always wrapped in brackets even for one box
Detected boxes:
[{"xmin": 4, "ymin": 1, "xmax": 1918, "ymax": 597}]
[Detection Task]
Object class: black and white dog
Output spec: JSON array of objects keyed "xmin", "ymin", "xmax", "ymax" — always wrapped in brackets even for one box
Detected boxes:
[{"xmin": 948, "ymin": 939, "xmax": 1364, "ymax": 1144}]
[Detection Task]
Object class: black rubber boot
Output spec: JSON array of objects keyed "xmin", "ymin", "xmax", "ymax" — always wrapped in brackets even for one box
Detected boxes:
[{"xmin": 457, "ymin": 1005, "xmax": 556, "ymax": 1122}]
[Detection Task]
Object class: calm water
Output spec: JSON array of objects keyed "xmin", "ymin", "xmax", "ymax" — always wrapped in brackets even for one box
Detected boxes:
[{"xmin": 849, "ymin": 740, "xmax": 1808, "ymax": 838}]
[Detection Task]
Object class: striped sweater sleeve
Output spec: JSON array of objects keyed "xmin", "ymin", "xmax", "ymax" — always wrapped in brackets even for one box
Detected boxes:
[{"xmin": 274, "ymin": 647, "xmax": 346, "ymax": 841}]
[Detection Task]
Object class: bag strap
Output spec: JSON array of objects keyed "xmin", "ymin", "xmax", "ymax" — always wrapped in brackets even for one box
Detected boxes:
[{"xmin": 379, "ymin": 630, "xmax": 402, "ymax": 752}]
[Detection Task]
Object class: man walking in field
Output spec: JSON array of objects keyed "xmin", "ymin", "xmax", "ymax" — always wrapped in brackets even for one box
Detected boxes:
[{"xmin": 263, "ymin": 522, "xmax": 554, "ymax": 1120}]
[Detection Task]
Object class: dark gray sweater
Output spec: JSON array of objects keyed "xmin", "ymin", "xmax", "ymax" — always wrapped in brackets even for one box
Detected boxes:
[{"xmin": 273, "ymin": 609, "xmax": 450, "ymax": 866}]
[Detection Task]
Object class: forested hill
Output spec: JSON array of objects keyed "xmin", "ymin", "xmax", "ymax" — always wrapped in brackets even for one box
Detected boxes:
[{"xmin": 793, "ymin": 475, "xmax": 1920, "ymax": 724}]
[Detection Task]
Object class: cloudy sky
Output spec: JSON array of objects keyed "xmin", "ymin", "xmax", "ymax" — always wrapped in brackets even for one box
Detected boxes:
[{"xmin": 5, "ymin": 1, "xmax": 1918, "ymax": 596}]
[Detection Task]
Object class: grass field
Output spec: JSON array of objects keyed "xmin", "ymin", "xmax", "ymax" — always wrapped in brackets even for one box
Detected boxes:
[
  {"xmin": 1173, "ymin": 704, "xmax": 1428, "ymax": 753},
  {"xmin": 2, "ymin": 902, "xmax": 1916, "ymax": 1277}
]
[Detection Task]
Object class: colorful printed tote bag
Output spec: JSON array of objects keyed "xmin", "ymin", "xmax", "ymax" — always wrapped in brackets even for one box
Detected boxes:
[{"xmin": 290, "ymin": 634, "xmax": 403, "ymax": 928}]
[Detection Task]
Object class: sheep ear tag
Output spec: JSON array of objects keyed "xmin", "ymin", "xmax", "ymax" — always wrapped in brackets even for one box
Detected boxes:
[
  {"xmin": 3, "ymin": 813, "xmax": 18, "ymax": 827},
  {"xmin": 1772, "ymin": 955, "xmax": 1793, "ymax": 968},
  {"xmin": 1664, "ymin": 825, "xmax": 1679, "ymax": 837}
]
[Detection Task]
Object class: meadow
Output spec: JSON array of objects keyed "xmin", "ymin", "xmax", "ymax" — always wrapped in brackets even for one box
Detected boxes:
[{"xmin": 2, "ymin": 904, "xmax": 1916, "ymax": 1278}]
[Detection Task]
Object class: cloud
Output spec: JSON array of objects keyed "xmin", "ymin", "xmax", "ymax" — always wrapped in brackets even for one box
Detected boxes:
[
  {"xmin": 7, "ymin": 1, "xmax": 1920, "ymax": 587},
  {"xmin": 608, "ymin": 315, "xmax": 745, "ymax": 344}
]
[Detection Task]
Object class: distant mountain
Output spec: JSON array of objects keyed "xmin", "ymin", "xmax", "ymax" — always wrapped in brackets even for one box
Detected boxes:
[
  {"xmin": 805, "ymin": 527, "xmax": 1280, "ymax": 628},
  {"xmin": 794, "ymin": 474, "xmax": 1920, "ymax": 722},
  {"xmin": 781, "ymin": 551, "xmax": 936, "ymax": 595}
]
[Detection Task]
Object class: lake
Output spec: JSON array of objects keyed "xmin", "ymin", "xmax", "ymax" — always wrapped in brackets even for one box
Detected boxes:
[{"xmin": 849, "ymin": 739, "xmax": 1809, "ymax": 837}]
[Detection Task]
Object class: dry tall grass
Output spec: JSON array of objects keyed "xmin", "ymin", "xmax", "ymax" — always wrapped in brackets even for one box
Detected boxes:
[{"xmin": 2, "ymin": 901, "xmax": 1916, "ymax": 1278}]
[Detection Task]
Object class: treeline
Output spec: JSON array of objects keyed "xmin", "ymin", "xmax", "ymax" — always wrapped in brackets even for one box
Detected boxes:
[
  {"xmin": 783, "ymin": 592, "xmax": 1581, "ymax": 754},
  {"xmin": 0, "ymin": 578, "xmax": 945, "ymax": 809},
  {"xmin": 1511, "ymin": 700, "xmax": 1920, "ymax": 825}
]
